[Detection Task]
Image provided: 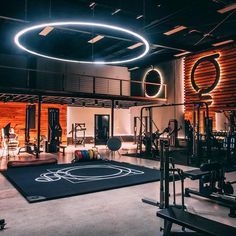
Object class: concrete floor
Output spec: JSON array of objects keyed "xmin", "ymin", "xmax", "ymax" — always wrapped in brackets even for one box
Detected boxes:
[{"xmin": 0, "ymin": 144, "xmax": 236, "ymax": 236}]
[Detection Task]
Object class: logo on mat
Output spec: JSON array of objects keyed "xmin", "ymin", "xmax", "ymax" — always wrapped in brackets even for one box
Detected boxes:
[{"xmin": 35, "ymin": 164, "xmax": 144, "ymax": 184}]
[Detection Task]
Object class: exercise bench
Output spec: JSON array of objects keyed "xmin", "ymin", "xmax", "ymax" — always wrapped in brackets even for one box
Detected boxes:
[
  {"xmin": 157, "ymin": 206, "xmax": 236, "ymax": 236},
  {"xmin": 184, "ymin": 166, "xmax": 236, "ymax": 217}
]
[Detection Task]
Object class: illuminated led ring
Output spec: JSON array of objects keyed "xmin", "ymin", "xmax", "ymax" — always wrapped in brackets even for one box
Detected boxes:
[
  {"xmin": 191, "ymin": 53, "xmax": 220, "ymax": 94},
  {"xmin": 143, "ymin": 68, "xmax": 163, "ymax": 98},
  {"xmin": 14, "ymin": 21, "xmax": 150, "ymax": 65}
]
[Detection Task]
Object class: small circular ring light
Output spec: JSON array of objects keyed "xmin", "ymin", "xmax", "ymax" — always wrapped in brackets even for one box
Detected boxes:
[
  {"xmin": 143, "ymin": 68, "xmax": 163, "ymax": 98},
  {"xmin": 14, "ymin": 21, "xmax": 150, "ymax": 65}
]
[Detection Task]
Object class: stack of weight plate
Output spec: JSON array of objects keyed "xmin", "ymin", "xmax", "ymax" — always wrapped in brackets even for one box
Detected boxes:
[{"xmin": 72, "ymin": 148, "xmax": 101, "ymax": 163}]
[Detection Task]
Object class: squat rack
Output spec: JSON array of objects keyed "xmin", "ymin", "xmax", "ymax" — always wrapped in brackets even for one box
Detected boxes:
[{"xmin": 138, "ymin": 102, "xmax": 211, "ymax": 161}]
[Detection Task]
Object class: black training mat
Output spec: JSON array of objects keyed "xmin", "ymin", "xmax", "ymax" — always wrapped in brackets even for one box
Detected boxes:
[{"xmin": 2, "ymin": 160, "xmax": 160, "ymax": 203}]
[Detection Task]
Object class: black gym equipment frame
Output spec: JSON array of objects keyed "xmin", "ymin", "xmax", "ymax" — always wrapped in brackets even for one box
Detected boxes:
[
  {"xmin": 138, "ymin": 102, "xmax": 211, "ymax": 164},
  {"xmin": 222, "ymin": 111, "xmax": 236, "ymax": 163},
  {"xmin": 18, "ymin": 104, "xmax": 39, "ymax": 156},
  {"xmin": 94, "ymin": 114, "xmax": 110, "ymax": 145},
  {"xmin": 142, "ymin": 139, "xmax": 185, "ymax": 209},
  {"xmin": 69, "ymin": 123, "xmax": 86, "ymax": 147},
  {"xmin": 157, "ymin": 206, "xmax": 236, "ymax": 236},
  {"xmin": 143, "ymin": 138, "xmax": 236, "ymax": 235},
  {"xmin": 184, "ymin": 165, "xmax": 236, "ymax": 218},
  {"xmin": 133, "ymin": 116, "xmax": 149, "ymax": 144},
  {"xmin": 36, "ymin": 95, "xmax": 41, "ymax": 158},
  {"xmin": 47, "ymin": 108, "xmax": 62, "ymax": 153}
]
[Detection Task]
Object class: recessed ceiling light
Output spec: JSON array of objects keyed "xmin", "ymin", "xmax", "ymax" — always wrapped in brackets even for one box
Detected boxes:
[
  {"xmin": 217, "ymin": 3, "xmax": 236, "ymax": 14},
  {"xmin": 89, "ymin": 2, "xmax": 96, "ymax": 8},
  {"xmin": 212, "ymin": 39, "xmax": 234, "ymax": 47},
  {"xmin": 164, "ymin": 25, "xmax": 187, "ymax": 36},
  {"xmin": 174, "ymin": 51, "xmax": 191, "ymax": 57},
  {"xmin": 127, "ymin": 42, "xmax": 143, "ymax": 49},
  {"xmin": 112, "ymin": 9, "xmax": 121, "ymax": 15},
  {"xmin": 128, "ymin": 67, "xmax": 139, "ymax": 71},
  {"xmin": 88, "ymin": 35, "xmax": 104, "ymax": 44},
  {"xmin": 39, "ymin": 26, "xmax": 54, "ymax": 36},
  {"xmin": 136, "ymin": 15, "xmax": 143, "ymax": 20}
]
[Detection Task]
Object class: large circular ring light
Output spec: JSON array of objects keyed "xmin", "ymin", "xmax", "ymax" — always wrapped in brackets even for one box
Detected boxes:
[
  {"xmin": 191, "ymin": 53, "xmax": 220, "ymax": 95},
  {"xmin": 14, "ymin": 21, "xmax": 150, "ymax": 65},
  {"xmin": 143, "ymin": 68, "xmax": 163, "ymax": 98}
]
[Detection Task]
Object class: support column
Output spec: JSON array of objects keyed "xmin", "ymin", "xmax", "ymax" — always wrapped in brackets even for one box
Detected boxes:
[
  {"xmin": 196, "ymin": 104, "xmax": 201, "ymax": 159},
  {"xmin": 149, "ymin": 108, "xmax": 153, "ymax": 154},
  {"xmin": 111, "ymin": 100, "xmax": 114, "ymax": 137},
  {"xmin": 27, "ymin": 57, "xmax": 37, "ymax": 89},
  {"xmin": 36, "ymin": 95, "xmax": 42, "ymax": 159}
]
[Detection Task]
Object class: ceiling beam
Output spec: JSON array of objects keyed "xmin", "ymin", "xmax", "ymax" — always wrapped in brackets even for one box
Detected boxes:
[{"xmin": 0, "ymin": 15, "xmax": 29, "ymax": 23}]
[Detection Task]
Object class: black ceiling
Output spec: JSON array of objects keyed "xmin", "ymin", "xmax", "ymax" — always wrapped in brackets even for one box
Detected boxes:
[{"xmin": 0, "ymin": 0, "xmax": 236, "ymax": 68}]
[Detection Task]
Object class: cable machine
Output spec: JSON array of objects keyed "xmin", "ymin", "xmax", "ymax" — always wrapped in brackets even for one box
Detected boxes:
[
  {"xmin": 136, "ymin": 108, "xmax": 159, "ymax": 157},
  {"xmin": 168, "ymin": 119, "xmax": 180, "ymax": 147},
  {"xmin": 137, "ymin": 102, "xmax": 211, "ymax": 163},
  {"xmin": 133, "ymin": 116, "xmax": 148, "ymax": 144}
]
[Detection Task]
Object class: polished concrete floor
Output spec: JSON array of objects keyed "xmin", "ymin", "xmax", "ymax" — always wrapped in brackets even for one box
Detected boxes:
[{"xmin": 0, "ymin": 143, "xmax": 236, "ymax": 236}]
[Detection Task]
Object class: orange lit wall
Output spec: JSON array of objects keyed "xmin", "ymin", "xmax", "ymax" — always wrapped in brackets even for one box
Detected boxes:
[
  {"xmin": 184, "ymin": 43, "xmax": 236, "ymax": 129},
  {"xmin": 0, "ymin": 102, "xmax": 67, "ymax": 146}
]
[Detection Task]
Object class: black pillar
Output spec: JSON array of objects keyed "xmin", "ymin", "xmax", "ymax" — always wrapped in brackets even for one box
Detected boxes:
[
  {"xmin": 149, "ymin": 108, "xmax": 153, "ymax": 153},
  {"xmin": 196, "ymin": 104, "xmax": 201, "ymax": 159},
  {"xmin": 111, "ymin": 100, "xmax": 114, "ymax": 137},
  {"xmin": 164, "ymin": 144, "xmax": 169, "ymax": 208},
  {"xmin": 27, "ymin": 57, "xmax": 37, "ymax": 89},
  {"xmin": 36, "ymin": 95, "xmax": 41, "ymax": 159}
]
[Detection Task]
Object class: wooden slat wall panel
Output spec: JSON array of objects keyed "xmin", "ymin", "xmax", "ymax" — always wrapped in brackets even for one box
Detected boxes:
[
  {"xmin": 185, "ymin": 110, "xmax": 216, "ymax": 132},
  {"xmin": 184, "ymin": 44, "xmax": 236, "ymax": 129},
  {"xmin": 0, "ymin": 102, "xmax": 67, "ymax": 146}
]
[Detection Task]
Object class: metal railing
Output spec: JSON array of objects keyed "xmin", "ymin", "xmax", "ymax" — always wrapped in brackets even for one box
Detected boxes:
[{"xmin": 0, "ymin": 64, "xmax": 167, "ymax": 99}]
